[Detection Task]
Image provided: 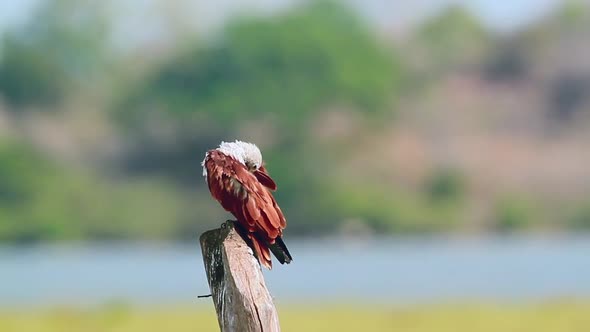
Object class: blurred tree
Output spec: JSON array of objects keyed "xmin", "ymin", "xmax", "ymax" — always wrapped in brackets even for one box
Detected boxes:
[
  {"xmin": 568, "ymin": 203, "xmax": 590, "ymax": 230},
  {"xmin": 0, "ymin": 141, "xmax": 61, "ymax": 242},
  {"xmin": 417, "ymin": 5, "xmax": 489, "ymax": 73},
  {"xmin": 0, "ymin": 140, "xmax": 202, "ymax": 243},
  {"xmin": 123, "ymin": 0, "xmax": 400, "ymax": 127},
  {"xmin": 547, "ymin": 73, "xmax": 590, "ymax": 122},
  {"xmin": 483, "ymin": 40, "xmax": 529, "ymax": 81},
  {"xmin": 493, "ymin": 197, "xmax": 535, "ymax": 232},
  {"xmin": 425, "ymin": 168, "xmax": 464, "ymax": 203},
  {"xmin": 533, "ymin": 0, "xmax": 590, "ymax": 34},
  {"xmin": 115, "ymin": 0, "xmax": 401, "ymax": 214},
  {"xmin": 317, "ymin": 181, "xmax": 463, "ymax": 235},
  {"xmin": 0, "ymin": 0, "xmax": 110, "ymax": 108}
]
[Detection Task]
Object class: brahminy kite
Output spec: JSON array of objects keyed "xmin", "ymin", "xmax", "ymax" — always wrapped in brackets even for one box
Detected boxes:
[{"xmin": 202, "ymin": 140, "xmax": 292, "ymax": 269}]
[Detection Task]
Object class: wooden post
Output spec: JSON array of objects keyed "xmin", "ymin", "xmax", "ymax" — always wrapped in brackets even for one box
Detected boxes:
[{"xmin": 200, "ymin": 221, "xmax": 281, "ymax": 332}]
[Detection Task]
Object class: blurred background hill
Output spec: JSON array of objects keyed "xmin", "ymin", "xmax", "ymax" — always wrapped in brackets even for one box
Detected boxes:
[{"xmin": 2, "ymin": 0, "xmax": 590, "ymax": 243}]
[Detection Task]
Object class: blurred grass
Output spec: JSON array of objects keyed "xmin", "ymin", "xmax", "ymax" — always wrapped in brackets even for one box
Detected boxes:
[{"xmin": 1, "ymin": 301, "xmax": 589, "ymax": 332}]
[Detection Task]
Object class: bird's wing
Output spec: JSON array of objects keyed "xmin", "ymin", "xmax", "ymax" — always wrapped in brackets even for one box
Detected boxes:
[
  {"xmin": 234, "ymin": 164, "xmax": 287, "ymax": 235},
  {"xmin": 204, "ymin": 150, "xmax": 287, "ymax": 268},
  {"xmin": 253, "ymin": 165, "xmax": 277, "ymax": 191}
]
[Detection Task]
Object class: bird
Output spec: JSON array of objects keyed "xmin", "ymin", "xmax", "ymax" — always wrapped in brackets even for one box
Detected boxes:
[{"xmin": 202, "ymin": 140, "xmax": 292, "ymax": 269}]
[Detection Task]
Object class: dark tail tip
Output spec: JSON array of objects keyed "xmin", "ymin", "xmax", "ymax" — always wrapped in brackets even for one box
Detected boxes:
[{"xmin": 270, "ymin": 236, "xmax": 293, "ymax": 265}]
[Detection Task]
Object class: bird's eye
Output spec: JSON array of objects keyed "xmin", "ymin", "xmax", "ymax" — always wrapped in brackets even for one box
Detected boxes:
[{"xmin": 246, "ymin": 162, "xmax": 256, "ymax": 172}]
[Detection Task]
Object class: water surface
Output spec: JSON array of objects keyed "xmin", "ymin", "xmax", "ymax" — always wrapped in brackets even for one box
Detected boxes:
[{"xmin": 1, "ymin": 236, "xmax": 589, "ymax": 307}]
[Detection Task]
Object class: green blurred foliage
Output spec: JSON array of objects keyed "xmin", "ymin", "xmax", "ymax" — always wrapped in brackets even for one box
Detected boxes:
[
  {"xmin": 568, "ymin": 203, "xmax": 590, "ymax": 230},
  {"xmin": 318, "ymin": 181, "xmax": 462, "ymax": 234},
  {"xmin": 549, "ymin": 0, "xmax": 590, "ymax": 29},
  {"xmin": 0, "ymin": 0, "xmax": 109, "ymax": 108},
  {"xmin": 112, "ymin": 0, "xmax": 404, "ymax": 239},
  {"xmin": 0, "ymin": 36, "xmax": 67, "ymax": 107},
  {"xmin": 0, "ymin": 141, "xmax": 64, "ymax": 242},
  {"xmin": 426, "ymin": 168, "xmax": 465, "ymax": 203},
  {"xmin": 1, "ymin": 1, "xmax": 589, "ymax": 242},
  {"xmin": 0, "ymin": 140, "xmax": 202, "ymax": 243},
  {"xmin": 123, "ymin": 0, "xmax": 400, "ymax": 127},
  {"xmin": 493, "ymin": 197, "xmax": 536, "ymax": 232},
  {"xmin": 417, "ymin": 6, "xmax": 489, "ymax": 72}
]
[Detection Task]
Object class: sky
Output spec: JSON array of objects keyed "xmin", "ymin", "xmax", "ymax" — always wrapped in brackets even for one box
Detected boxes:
[
  {"xmin": 0, "ymin": 0, "xmax": 41, "ymax": 32},
  {"xmin": 0, "ymin": 0, "xmax": 568, "ymax": 38}
]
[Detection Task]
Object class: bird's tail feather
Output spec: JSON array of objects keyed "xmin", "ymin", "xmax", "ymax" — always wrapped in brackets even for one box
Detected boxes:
[
  {"xmin": 250, "ymin": 235, "xmax": 272, "ymax": 270},
  {"xmin": 269, "ymin": 236, "xmax": 292, "ymax": 265},
  {"xmin": 231, "ymin": 220, "xmax": 291, "ymax": 269}
]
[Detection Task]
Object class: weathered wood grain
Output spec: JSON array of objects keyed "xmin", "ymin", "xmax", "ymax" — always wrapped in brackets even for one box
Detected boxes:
[{"xmin": 200, "ymin": 221, "xmax": 280, "ymax": 332}]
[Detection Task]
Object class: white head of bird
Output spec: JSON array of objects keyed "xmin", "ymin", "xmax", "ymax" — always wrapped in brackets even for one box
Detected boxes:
[{"xmin": 202, "ymin": 140, "xmax": 263, "ymax": 176}]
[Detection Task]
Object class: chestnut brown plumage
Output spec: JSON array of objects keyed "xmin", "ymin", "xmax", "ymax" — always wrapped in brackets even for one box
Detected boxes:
[{"xmin": 202, "ymin": 142, "xmax": 292, "ymax": 269}]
